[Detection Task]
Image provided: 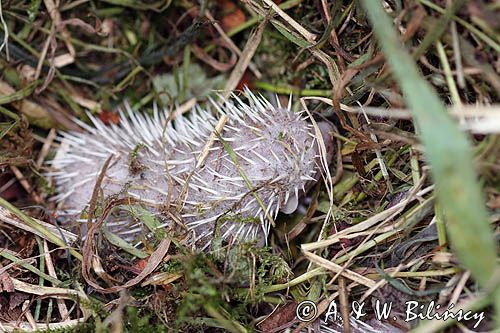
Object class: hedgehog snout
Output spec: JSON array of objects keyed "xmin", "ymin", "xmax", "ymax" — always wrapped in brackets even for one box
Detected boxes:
[{"xmin": 281, "ymin": 193, "xmax": 299, "ymax": 214}]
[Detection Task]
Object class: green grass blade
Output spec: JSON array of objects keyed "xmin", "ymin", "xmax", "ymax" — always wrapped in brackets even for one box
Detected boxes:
[
  {"xmin": 0, "ymin": 249, "xmax": 61, "ymax": 285},
  {"xmin": 360, "ymin": 0, "xmax": 498, "ymax": 304},
  {"xmin": 103, "ymin": 227, "xmax": 148, "ymax": 259},
  {"xmin": 0, "ymin": 197, "xmax": 83, "ymax": 261}
]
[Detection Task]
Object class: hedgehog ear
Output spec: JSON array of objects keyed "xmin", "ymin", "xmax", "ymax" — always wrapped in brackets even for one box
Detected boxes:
[{"xmin": 281, "ymin": 192, "xmax": 299, "ymax": 214}]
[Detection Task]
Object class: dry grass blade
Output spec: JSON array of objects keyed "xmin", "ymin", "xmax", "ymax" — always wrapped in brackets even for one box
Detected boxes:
[
  {"xmin": 0, "ymin": 80, "xmax": 56, "ymax": 128},
  {"xmin": 0, "ymin": 206, "xmax": 77, "ymax": 244},
  {"xmin": 0, "ymin": 277, "xmax": 90, "ymax": 332},
  {"xmin": 0, "ymin": 318, "xmax": 85, "ymax": 332},
  {"xmin": 0, "ymin": 201, "xmax": 81, "ymax": 260},
  {"xmin": 302, "ymin": 250, "xmax": 376, "ymax": 289},
  {"xmin": 361, "ymin": 0, "xmax": 499, "ymax": 320},
  {"xmin": 83, "ymin": 237, "xmax": 171, "ymax": 293},
  {"xmin": 0, "ymin": 249, "xmax": 60, "ymax": 285},
  {"xmin": 302, "ymin": 185, "xmax": 434, "ymax": 251},
  {"xmin": 414, "ymin": 268, "xmax": 500, "ymax": 332},
  {"xmin": 260, "ymin": 0, "xmax": 316, "ymax": 43}
]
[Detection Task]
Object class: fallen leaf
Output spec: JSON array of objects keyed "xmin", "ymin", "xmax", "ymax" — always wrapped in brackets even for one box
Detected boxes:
[
  {"xmin": 98, "ymin": 110, "xmax": 120, "ymax": 125},
  {"xmin": 220, "ymin": 0, "xmax": 246, "ymax": 32},
  {"xmin": 9, "ymin": 292, "xmax": 29, "ymax": 310},
  {"xmin": 258, "ymin": 302, "xmax": 297, "ymax": 332},
  {"xmin": 236, "ymin": 71, "xmax": 253, "ymax": 91},
  {"xmin": 0, "ymin": 273, "xmax": 14, "ymax": 293}
]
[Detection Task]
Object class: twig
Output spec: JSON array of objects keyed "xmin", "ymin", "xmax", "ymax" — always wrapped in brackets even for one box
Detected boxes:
[
  {"xmin": 36, "ymin": 128, "xmax": 57, "ymax": 168},
  {"xmin": 10, "ymin": 166, "xmax": 42, "ymax": 204},
  {"xmin": 0, "ymin": 0, "xmax": 9, "ymax": 60},
  {"xmin": 43, "ymin": 239, "xmax": 70, "ymax": 321}
]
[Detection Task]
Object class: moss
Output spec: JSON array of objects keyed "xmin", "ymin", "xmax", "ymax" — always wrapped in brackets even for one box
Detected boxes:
[
  {"xmin": 33, "ymin": 308, "xmax": 169, "ymax": 333},
  {"xmin": 128, "ymin": 143, "xmax": 146, "ymax": 174}
]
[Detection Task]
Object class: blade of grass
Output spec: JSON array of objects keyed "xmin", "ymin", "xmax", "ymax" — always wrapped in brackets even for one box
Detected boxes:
[
  {"xmin": 0, "ymin": 80, "xmax": 39, "ymax": 104},
  {"xmin": 34, "ymin": 236, "xmax": 45, "ymax": 322},
  {"xmin": 418, "ymin": 0, "xmax": 500, "ymax": 53},
  {"xmin": 412, "ymin": 0, "xmax": 466, "ymax": 59},
  {"xmin": 253, "ymin": 82, "xmax": 332, "ymax": 97},
  {"xmin": 0, "ymin": 198, "xmax": 83, "ymax": 261},
  {"xmin": 360, "ymin": 0, "xmax": 499, "ymax": 319},
  {"xmin": 217, "ymin": 132, "xmax": 275, "ymax": 227},
  {"xmin": 122, "ymin": 205, "xmax": 162, "ymax": 232},
  {"xmin": 102, "ymin": 227, "xmax": 148, "ymax": 259},
  {"xmin": 0, "ymin": 249, "xmax": 61, "ymax": 285},
  {"xmin": 414, "ymin": 268, "xmax": 500, "ymax": 332},
  {"xmin": 203, "ymin": 303, "xmax": 247, "ymax": 333}
]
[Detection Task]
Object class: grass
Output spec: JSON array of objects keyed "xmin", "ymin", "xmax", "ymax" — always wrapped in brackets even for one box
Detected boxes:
[
  {"xmin": 362, "ymin": 0, "xmax": 499, "ymax": 322},
  {"xmin": 0, "ymin": 0, "xmax": 499, "ymax": 332}
]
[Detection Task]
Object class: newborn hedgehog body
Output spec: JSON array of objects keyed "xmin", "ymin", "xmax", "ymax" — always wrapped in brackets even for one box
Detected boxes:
[{"xmin": 50, "ymin": 90, "xmax": 331, "ymax": 248}]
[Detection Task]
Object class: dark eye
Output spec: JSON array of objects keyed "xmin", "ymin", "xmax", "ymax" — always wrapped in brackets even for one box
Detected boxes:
[{"xmin": 140, "ymin": 172, "xmax": 146, "ymax": 180}]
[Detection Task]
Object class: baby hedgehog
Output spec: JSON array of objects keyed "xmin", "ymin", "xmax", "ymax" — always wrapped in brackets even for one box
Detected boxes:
[{"xmin": 48, "ymin": 89, "xmax": 334, "ymax": 249}]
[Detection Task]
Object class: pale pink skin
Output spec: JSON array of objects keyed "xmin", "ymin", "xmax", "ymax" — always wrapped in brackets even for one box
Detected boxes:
[{"xmin": 49, "ymin": 91, "xmax": 335, "ymax": 249}]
